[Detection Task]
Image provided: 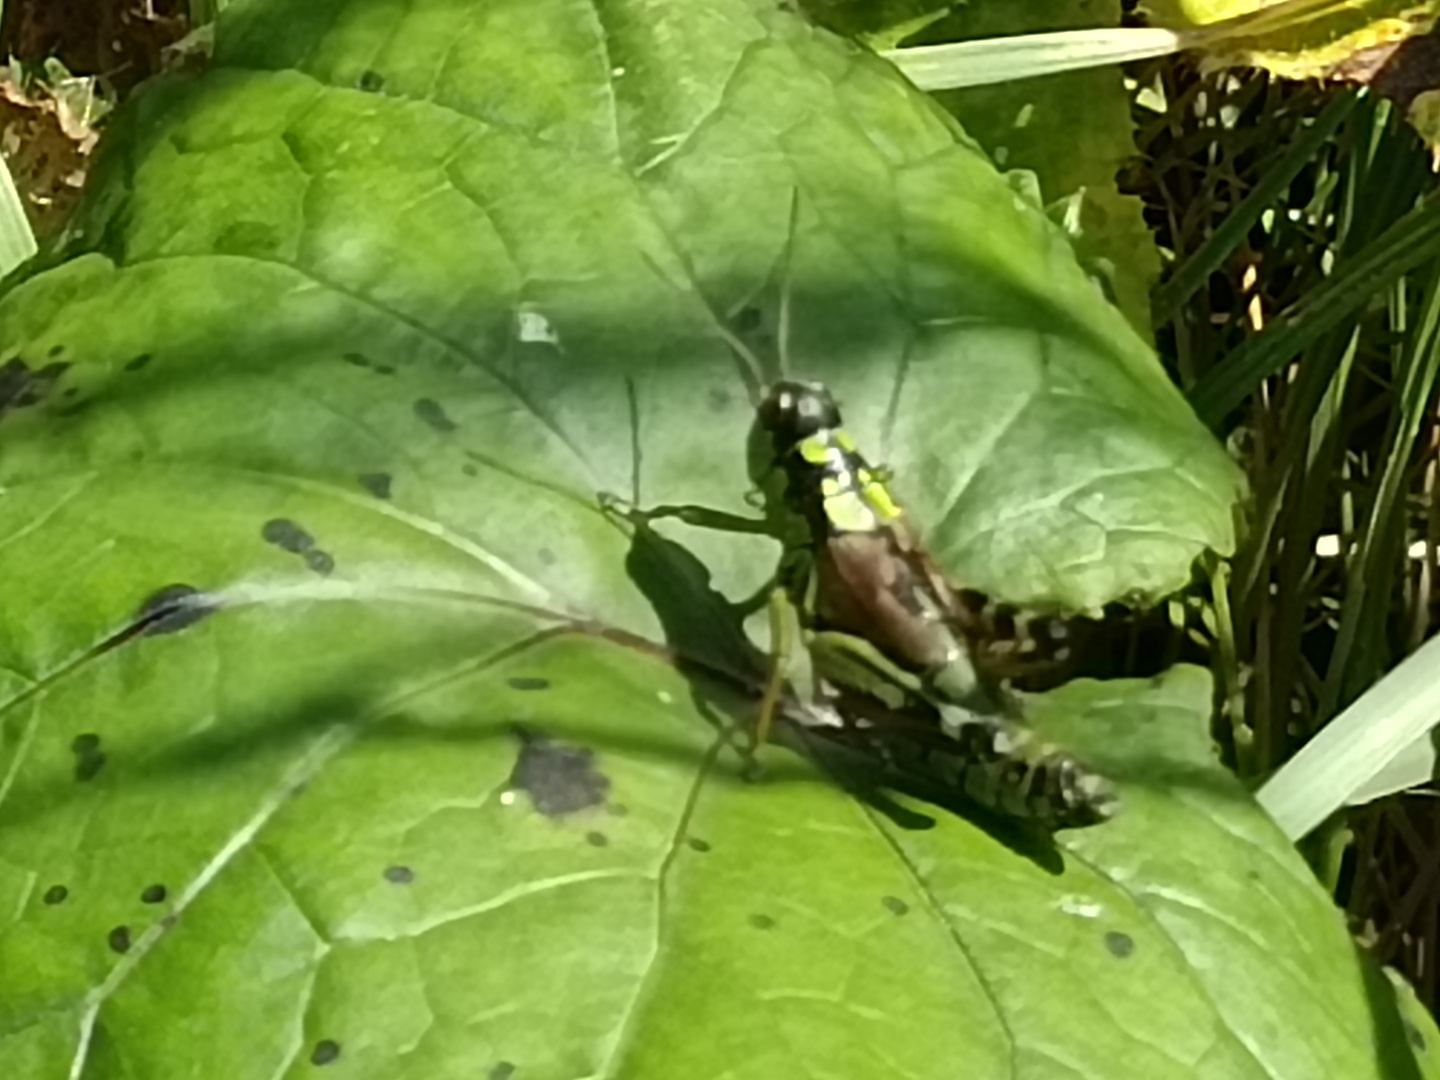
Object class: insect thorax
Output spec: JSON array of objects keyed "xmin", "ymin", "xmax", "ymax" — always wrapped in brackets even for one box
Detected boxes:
[
  {"xmin": 779, "ymin": 428, "xmax": 903, "ymax": 538},
  {"xmin": 755, "ymin": 381, "xmax": 903, "ymax": 539}
]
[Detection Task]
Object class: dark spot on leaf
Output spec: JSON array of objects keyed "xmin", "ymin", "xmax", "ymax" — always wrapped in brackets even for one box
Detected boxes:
[
  {"xmin": 585, "ymin": 831, "xmax": 608, "ymax": 848},
  {"xmin": 489, "ymin": 1064, "xmax": 516, "ymax": 1080},
  {"xmin": 48, "ymin": 345, "xmax": 65, "ymax": 358},
  {"xmin": 43, "ymin": 885, "xmax": 68, "ymax": 905},
  {"xmin": 124, "ymin": 354, "xmax": 152, "ymax": 373},
  {"xmin": 1104, "ymin": 930, "xmax": 1135, "ymax": 959},
  {"xmin": 507, "ymin": 676, "xmax": 550, "ymax": 692},
  {"xmin": 0, "ymin": 357, "xmax": 69, "ymax": 419},
  {"xmin": 461, "ymin": 463, "xmax": 478, "ymax": 477},
  {"xmin": 707, "ymin": 387, "xmax": 731, "ymax": 411},
  {"xmin": 215, "ymin": 220, "xmax": 281, "ymax": 257},
  {"xmin": 414, "ymin": 398, "xmax": 456, "ymax": 432},
  {"xmin": 607, "ymin": 803, "xmax": 628, "ymax": 817},
  {"xmin": 537, "ymin": 547, "xmax": 556, "ymax": 566},
  {"xmin": 303, "ymin": 549, "xmax": 336, "ymax": 576},
  {"xmin": 74, "ymin": 754, "xmax": 106, "ymax": 782},
  {"xmin": 384, "ymin": 865, "xmax": 414, "ymax": 885},
  {"xmin": 508, "ymin": 728, "xmax": 609, "ymax": 817},
  {"xmin": 734, "ymin": 306, "xmax": 762, "ymax": 333},
  {"xmin": 1406, "ymin": 1017, "xmax": 1427, "ymax": 1052},
  {"xmin": 310, "ymin": 1040, "xmax": 341, "ymax": 1066},
  {"xmin": 358, "ymin": 69, "xmax": 386, "ymax": 92},
  {"xmin": 140, "ymin": 884, "xmax": 167, "ymax": 904},
  {"xmin": 374, "ymin": 364, "xmax": 396, "ymax": 376},
  {"xmin": 160, "ymin": 913, "xmax": 178, "ymax": 930},
  {"xmin": 108, "ymin": 926, "xmax": 131, "ymax": 954},
  {"xmin": 748, "ymin": 913, "xmax": 775, "ymax": 931},
  {"xmin": 686, "ymin": 838, "xmax": 710, "ymax": 853},
  {"xmin": 342, "ymin": 353, "xmax": 370, "ymax": 368},
  {"xmin": 72, "ymin": 734, "xmax": 105, "ymax": 782},
  {"xmin": 261, "ymin": 518, "xmax": 314, "ymax": 554},
  {"xmin": 882, "ymin": 896, "xmax": 909, "ymax": 916},
  {"xmin": 358, "ymin": 472, "xmax": 392, "ymax": 499},
  {"xmin": 136, "ymin": 584, "xmax": 218, "ymax": 636},
  {"xmin": 62, "ymin": 387, "xmax": 78, "ymax": 398}
]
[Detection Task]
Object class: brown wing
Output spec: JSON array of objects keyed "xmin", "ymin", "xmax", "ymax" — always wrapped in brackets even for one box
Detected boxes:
[
  {"xmin": 810, "ymin": 525, "xmax": 1083, "ymax": 692},
  {"xmin": 883, "ymin": 526, "xmax": 1084, "ymax": 690},
  {"xmin": 810, "ymin": 530, "xmax": 960, "ymax": 675}
]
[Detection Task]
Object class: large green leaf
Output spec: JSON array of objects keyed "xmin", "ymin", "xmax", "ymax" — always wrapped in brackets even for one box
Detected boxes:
[
  {"xmin": 3, "ymin": 0, "xmax": 1422, "ymax": 1077},
  {"xmin": 930, "ymin": 1, "xmax": 1160, "ymax": 340},
  {"xmin": 808, "ymin": 0, "xmax": 1161, "ymax": 337}
]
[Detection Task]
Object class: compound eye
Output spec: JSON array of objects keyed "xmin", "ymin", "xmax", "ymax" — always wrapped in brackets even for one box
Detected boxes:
[{"xmin": 797, "ymin": 394, "xmax": 828, "ymax": 424}]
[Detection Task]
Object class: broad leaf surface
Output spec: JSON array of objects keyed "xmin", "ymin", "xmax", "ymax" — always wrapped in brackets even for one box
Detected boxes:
[
  {"xmin": 809, "ymin": 0, "xmax": 1161, "ymax": 337},
  {"xmin": 1, "ymin": 0, "xmax": 1424, "ymax": 1078}
]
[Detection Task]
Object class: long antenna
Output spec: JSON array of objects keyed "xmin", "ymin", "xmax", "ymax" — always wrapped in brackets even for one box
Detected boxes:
[
  {"xmin": 639, "ymin": 249, "xmax": 766, "ymax": 403},
  {"xmin": 710, "ymin": 315, "xmax": 768, "ymax": 405},
  {"xmin": 777, "ymin": 187, "xmax": 800, "ymax": 379}
]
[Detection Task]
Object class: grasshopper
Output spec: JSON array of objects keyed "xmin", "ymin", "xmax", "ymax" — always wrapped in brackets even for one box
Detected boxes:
[
  {"xmin": 608, "ymin": 374, "xmax": 1117, "ymax": 827},
  {"xmin": 610, "ymin": 209, "xmax": 1116, "ymax": 827}
]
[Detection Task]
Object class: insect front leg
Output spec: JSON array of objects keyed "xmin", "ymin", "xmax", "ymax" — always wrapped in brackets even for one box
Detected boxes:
[
  {"xmin": 754, "ymin": 583, "xmax": 798, "ymax": 751},
  {"xmin": 598, "ymin": 491, "xmax": 773, "ymax": 535}
]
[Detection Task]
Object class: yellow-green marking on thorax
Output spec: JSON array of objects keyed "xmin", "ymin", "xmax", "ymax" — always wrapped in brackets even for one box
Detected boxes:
[{"xmin": 797, "ymin": 428, "xmax": 904, "ymax": 535}]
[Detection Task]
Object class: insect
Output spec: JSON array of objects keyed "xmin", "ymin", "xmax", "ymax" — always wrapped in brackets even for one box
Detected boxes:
[
  {"xmin": 796, "ymin": 671, "xmax": 1119, "ymax": 830},
  {"xmin": 613, "ymin": 204, "xmax": 1117, "ymax": 826},
  {"xmin": 609, "ymin": 374, "xmax": 1117, "ymax": 827},
  {"xmin": 745, "ymin": 379, "xmax": 1118, "ymax": 827},
  {"xmin": 748, "ymin": 378, "xmax": 1011, "ymax": 729}
]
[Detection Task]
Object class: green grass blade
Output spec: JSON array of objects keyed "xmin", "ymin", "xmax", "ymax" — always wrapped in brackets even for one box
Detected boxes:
[
  {"xmin": 1346, "ymin": 732, "xmax": 1437, "ymax": 807},
  {"xmin": 883, "ymin": 28, "xmax": 1185, "ymax": 90},
  {"xmin": 0, "ymin": 150, "xmax": 36, "ymax": 278},
  {"xmin": 1153, "ymin": 89, "xmax": 1358, "ymax": 323},
  {"xmin": 880, "ymin": 0, "xmax": 1358, "ymax": 93},
  {"xmin": 1189, "ymin": 191, "xmax": 1440, "ymax": 427},
  {"xmin": 1315, "ymin": 263, "xmax": 1440, "ymax": 722},
  {"xmin": 1258, "ymin": 632, "xmax": 1440, "ymax": 839}
]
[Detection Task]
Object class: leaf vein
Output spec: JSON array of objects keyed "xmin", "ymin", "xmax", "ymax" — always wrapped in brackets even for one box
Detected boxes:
[
  {"xmin": 592, "ymin": 734, "xmax": 727, "ymax": 1078},
  {"xmin": 858, "ymin": 805, "xmax": 1018, "ymax": 1080}
]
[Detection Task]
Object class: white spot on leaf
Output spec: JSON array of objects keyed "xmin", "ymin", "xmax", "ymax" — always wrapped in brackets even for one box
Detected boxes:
[
  {"xmin": 517, "ymin": 307, "xmax": 560, "ymax": 345},
  {"xmin": 1058, "ymin": 895, "xmax": 1103, "ymax": 919}
]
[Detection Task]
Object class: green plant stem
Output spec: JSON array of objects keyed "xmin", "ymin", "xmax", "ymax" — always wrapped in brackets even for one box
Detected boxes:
[
  {"xmin": 1154, "ymin": 90, "xmax": 1359, "ymax": 324},
  {"xmin": 1317, "ymin": 261, "xmax": 1440, "ymax": 722},
  {"xmin": 1190, "ymin": 190, "xmax": 1440, "ymax": 428}
]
